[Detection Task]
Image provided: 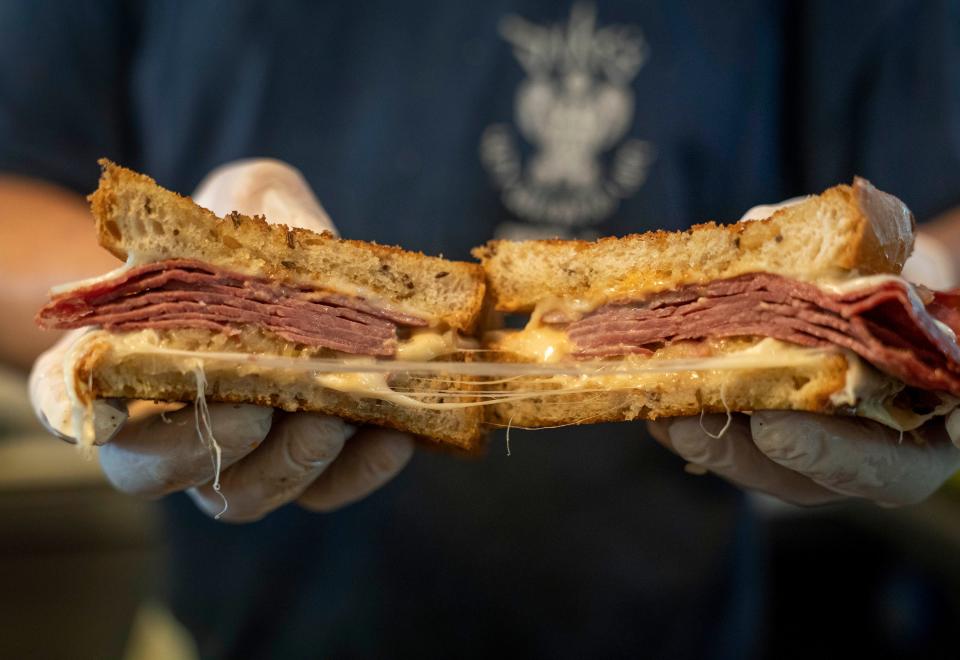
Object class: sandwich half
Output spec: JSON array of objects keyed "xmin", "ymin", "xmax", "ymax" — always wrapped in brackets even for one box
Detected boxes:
[
  {"xmin": 37, "ymin": 161, "xmax": 486, "ymax": 449},
  {"xmin": 474, "ymin": 178, "xmax": 960, "ymax": 432}
]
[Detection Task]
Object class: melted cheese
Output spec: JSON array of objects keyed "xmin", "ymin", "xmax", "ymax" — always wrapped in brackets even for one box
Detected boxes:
[
  {"xmin": 528, "ymin": 296, "xmax": 600, "ymax": 325},
  {"xmin": 822, "ymin": 272, "xmax": 959, "ymax": 345},
  {"xmin": 60, "ymin": 329, "xmax": 132, "ymax": 448},
  {"xmin": 395, "ymin": 329, "xmax": 459, "ymax": 361},
  {"xmin": 525, "ymin": 275, "xmax": 918, "ymax": 323},
  {"xmin": 517, "ymin": 271, "xmax": 960, "ymax": 431},
  {"xmin": 61, "ymin": 330, "xmax": 95, "ymax": 445},
  {"xmin": 829, "ymin": 350, "xmax": 960, "ymax": 431},
  {"xmin": 493, "ymin": 325, "xmax": 960, "ymax": 431},
  {"xmin": 59, "ymin": 264, "xmax": 960, "ymax": 433},
  {"xmin": 829, "ymin": 351, "xmax": 889, "ymax": 409},
  {"xmin": 488, "ymin": 326, "xmax": 573, "ymax": 363},
  {"xmin": 62, "ymin": 330, "xmax": 960, "ymax": 430},
  {"xmin": 60, "ymin": 329, "xmax": 477, "ymax": 422},
  {"xmin": 935, "ymin": 319, "xmax": 957, "ymax": 342},
  {"xmin": 488, "ymin": 332, "xmax": 826, "ymax": 369},
  {"xmin": 311, "ymin": 371, "xmax": 430, "ymax": 408},
  {"xmin": 529, "ymin": 273, "xmax": 932, "ymax": 322},
  {"xmin": 49, "ymin": 259, "xmax": 135, "ymax": 295},
  {"xmin": 816, "ymin": 273, "xmax": 907, "ymax": 295},
  {"xmin": 295, "ymin": 273, "xmax": 441, "ymax": 326}
]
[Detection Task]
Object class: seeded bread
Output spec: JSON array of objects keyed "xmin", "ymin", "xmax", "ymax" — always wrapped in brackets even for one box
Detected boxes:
[
  {"xmin": 476, "ymin": 178, "xmax": 916, "ymax": 430},
  {"xmin": 60, "ymin": 161, "xmax": 488, "ymax": 449},
  {"xmin": 474, "ymin": 178, "xmax": 914, "ymax": 312},
  {"xmin": 68, "ymin": 328, "xmax": 485, "ymax": 450},
  {"xmin": 91, "ymin": 160, "xmax": 486, "ymax": 331},
  {"xmin": 482, "ymin": 337, "xmax": 857, "ymax": 428}
]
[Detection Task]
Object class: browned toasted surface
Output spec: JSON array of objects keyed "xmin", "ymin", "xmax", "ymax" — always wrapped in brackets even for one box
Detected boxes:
[
  {"xmin": 485, "ymin": 347, "xmax": 851, "ymax": 428},
  {"xmin": 474, "ymin": 178, "xmax": 915, "ymax": 312},
  {"xmin": 70, "ymin": 330, "xmax": 485, "ymax": 450},
  {"xmin": 89, "ymin": 159, "xmax": 486, "ymax": 331}
]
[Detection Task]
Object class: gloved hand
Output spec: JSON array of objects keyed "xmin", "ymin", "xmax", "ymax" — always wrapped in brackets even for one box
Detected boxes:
[
  {"xmin": 29, "ymin": 160, "xmax": 415, "ymax": 522},
  {"xmin": 648, "ymin": 200, "xmax": 960, "ymax": 507}
]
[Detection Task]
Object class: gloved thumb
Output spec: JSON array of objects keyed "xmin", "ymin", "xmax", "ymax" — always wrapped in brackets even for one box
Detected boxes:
[
  {"xmin": 649, "ymin": 415, "xmax": 842, "ymax": 505},
  {"xmin": 28, "ymin": 329, "xmax": 127, "ymax": 445},
  {"xmin": 298, "ymin": 428, "xmax": 415, "ymax": 512},
  {"xmin": 947, "ymin": 408, "xmax": 960, "ymax": 448},
  {"xmin": 751, "ymin": 411, "xmax": 960, "ymax": 506},
  {"xmin": 189, "ymin": 414, "xmax": 355, "ymax": 522}
]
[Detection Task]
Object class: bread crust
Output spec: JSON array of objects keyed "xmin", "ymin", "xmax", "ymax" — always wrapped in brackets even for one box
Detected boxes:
[
  {"xmin": 69, "ymin": 330, "xmax": 485, "ymax": 451},
  {"xmin": 485, "ymin": 345, "xmax": 852, "ymax": 428},
  {"xmin": 90, "ymin": 159, "xmax": 486, "ymax": 332},
  {"xmin": 474, "ymin": 178, "xmax": 915, "ymax": 312},
  {"xmin": 59, "ymin": 161, "xmax": 486, "ymax": 450},
  {"xmin": 66, "ymin": 167, "xmax": 916, "ymax": 441}
]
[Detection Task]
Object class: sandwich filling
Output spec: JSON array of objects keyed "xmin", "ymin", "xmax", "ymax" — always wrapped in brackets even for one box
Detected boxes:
[
  {"xmin": 538, "ymin": 273, "xmax": 960, "ymax": 397},
  {"xmin": 37, "ymin": 259, "xmax": 428, "ymax": 356}
]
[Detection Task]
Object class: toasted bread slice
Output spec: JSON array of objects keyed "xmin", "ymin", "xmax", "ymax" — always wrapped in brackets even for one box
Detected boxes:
[
  {"xmin": 67, "ymin": 328, "xmax": 485, "ymax": 450},
  {"xmin": 53, "ymin": 161, "xmax": 488, "ymax": 449},
  {"xmin": 476, "ymin": 178, "xmax": 925, "ymax": 431},
  {"xmin": 482, "ymin": 336, "xmax": 941, "ymax": 432},
  {"xmin": 482, "ymin": 337, "xmax": 856, "ymax": 428},
  {"xmin": 91, "ymin": 160, "xmax": 485, "ymax": 331},
  {"xmin": 473, "ymin": 178, "xmax": 914, "ymax": 312}
]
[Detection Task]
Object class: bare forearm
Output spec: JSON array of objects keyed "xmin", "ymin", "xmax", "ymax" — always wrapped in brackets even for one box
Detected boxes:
[{"xmin": 0, "ymin": 176, "xmax": 119, "ymax": 370}]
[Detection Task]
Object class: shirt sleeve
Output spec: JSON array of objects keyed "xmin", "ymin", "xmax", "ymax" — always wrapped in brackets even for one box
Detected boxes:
[
  {"xmin": 0, "ymin": 1, "xmax": 139, "ymax": 193},
  {"xmin": 789, "ymin": 0, "xmax": 960, "ymax": 221}
]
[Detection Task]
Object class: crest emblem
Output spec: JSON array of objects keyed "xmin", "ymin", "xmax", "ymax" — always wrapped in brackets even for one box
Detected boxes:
[{"xmin": 481, "ymin": 3, "xmax": 655, "ymax": 238}]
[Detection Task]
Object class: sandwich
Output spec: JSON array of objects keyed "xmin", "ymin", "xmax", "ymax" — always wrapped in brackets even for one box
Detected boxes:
[
  {"xmin": 474, "ymin": 178, "xmax": 960, "ymax": 432},
  {"xmin": 36, "ymin": 163, "xmax": 960, "ymax": 455},
  {"xmin": 36, "ymin": 161, "xmax": 487, "ymax": 449}
]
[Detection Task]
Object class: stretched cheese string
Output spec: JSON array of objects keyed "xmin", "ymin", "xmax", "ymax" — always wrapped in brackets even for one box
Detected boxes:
[
  {"xmin": 698, "ymin": 384, "xmax": 733, "ymax": 439},
  {"xmin": 93, "ymin": 345, "xmax": 835, "ymax": 415},
  {"xmin": 139, "ymin": 346, "xmax": 832, "ymax": 378},
  {"xmin": 192, "ymin": 365, "xmax": 228, "ymax": 519}
]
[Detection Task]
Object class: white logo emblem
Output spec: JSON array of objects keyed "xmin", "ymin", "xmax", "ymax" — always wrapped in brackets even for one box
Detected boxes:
[{"xmin": 481, "ymin": 3, "xmax": 655, "ymax": 238}]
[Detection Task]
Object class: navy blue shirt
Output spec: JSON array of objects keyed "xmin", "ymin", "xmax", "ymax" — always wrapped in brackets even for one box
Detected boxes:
[{"xmin": 3, "ymin": 2, "xmax": 960, "ymax": 658}]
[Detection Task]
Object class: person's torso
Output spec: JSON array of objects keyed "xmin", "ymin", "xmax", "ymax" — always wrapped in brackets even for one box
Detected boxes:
[
  {"xmin": 132, "ymin": 1, "xmax": 789, "ymax": 256},
  {"xmin": 130, "ymin": 3, "xmax": 773, "ymax": 657}
]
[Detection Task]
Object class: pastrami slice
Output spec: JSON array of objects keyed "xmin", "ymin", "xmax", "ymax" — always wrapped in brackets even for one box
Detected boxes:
[
  {"xmin": 554, "ymin": 273, "xmax": 960, "ymax": 396},
  {"xmin": 37, "ymin": 259, "xmax": 427, "ymax": 357}
]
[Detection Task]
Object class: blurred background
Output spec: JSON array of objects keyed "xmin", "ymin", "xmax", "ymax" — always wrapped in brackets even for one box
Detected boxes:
[
  {"xmin": 5, "ymin": 367, "xmax": 960, "ymax": 658},
  {"xmin": 4, "ymin": 2, "xmax": 960, "ymax": 659},
  {"xmin": 0, "ymin": 365, "xmax": 190, "ymax": 659}
]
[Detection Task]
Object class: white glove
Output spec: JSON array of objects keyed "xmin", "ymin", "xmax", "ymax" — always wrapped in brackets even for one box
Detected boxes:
[
  {"xmin": 29, "ymin": 160, "xmax": 414, "ymax": 522},
  {"xmin": 648, "ymin": 200, "xmax": 960, "ymax": 507}
]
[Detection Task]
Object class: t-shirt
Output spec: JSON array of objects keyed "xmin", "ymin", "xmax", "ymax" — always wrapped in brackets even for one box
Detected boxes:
[{"xmin": 2, "ymin": 2, "xmax": 959, "ymax": 658}]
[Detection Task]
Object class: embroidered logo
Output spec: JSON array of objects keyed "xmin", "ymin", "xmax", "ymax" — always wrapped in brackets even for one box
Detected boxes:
[{"xmin": 481, "ymin": 3, "xmax": 655, "ymax": 237}]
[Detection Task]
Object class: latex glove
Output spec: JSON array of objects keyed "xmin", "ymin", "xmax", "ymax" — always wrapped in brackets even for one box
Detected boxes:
[
  {"xmin": 29, "ymin": 160, "xmax": 414, "ymax": 522},
  {"xmin": 648, "ymin": 200, "xmax": 960, "ymax": 507},
  {"xmin": 649, "ymin": 412, "xmax": 960, "ymax": 506}
]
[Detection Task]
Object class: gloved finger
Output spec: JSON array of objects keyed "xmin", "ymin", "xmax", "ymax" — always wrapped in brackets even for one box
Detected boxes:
[
  {"xmin": 646, "ymin": 418, "xmax": 672, "ymax": 446},
  {"xmin": 739, "ymin": 196, "xmax": 808, "ymax": 222},
  {"xmin": 189, "ymin": 414, "xmax": 354, "ymax": 522},
  {"xmin": 192, "ymin": 159, "xmax": 335, "ymax": 234},
  {"xmin": 298, "ymin": 428, "xmax": 415, "ymax": 513},
  {"xmin": 98, "ymin": 403, "xmax": 273, "ymax": 498},
  {"xmin": 751, "ymin": 411, "xmax": 960, "ymax": 506},
  {"xmin": 29, "ymin": 329, "xmax": 127, "ymax": 445},
  {"xmin": 946, "ymin": 408, "xmax": 960, "ymax": 448},
  {"xmin": 649, "ymin": 415, "xmax": 845, "ymax": 506},
  {"xmin": 902, "ymin": 233, "xmax": 959, "ymax": 290}
]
